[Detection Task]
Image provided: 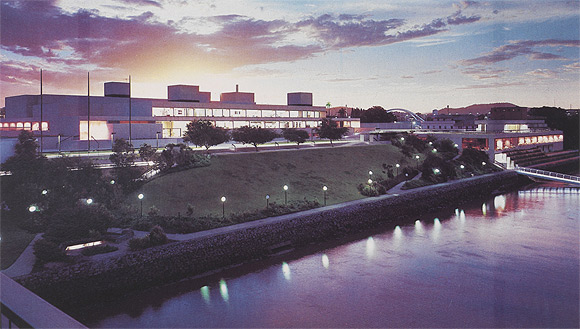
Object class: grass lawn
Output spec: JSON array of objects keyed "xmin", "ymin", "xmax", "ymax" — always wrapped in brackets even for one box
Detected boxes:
[
  {"xmin": 0, "ymin": 218, "xmax": 36, "ymax": 270},
  {"xmin": 127, "ymin": 144, "xmax": 412, "ymax": 217}
]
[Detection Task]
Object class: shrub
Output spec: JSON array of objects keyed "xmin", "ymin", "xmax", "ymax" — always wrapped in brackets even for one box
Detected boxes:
[
  {"xmin": 33, "ymin": 238, "xmax": 67, "ymax": 263},
  {"xmin": 81, "ymin": 244, "xmax": 118, "ymax": 256},
  {"xmin": 357, "ymin": 181, "xmax": 387, "ymax": 196},
  {"xmin": 128, "ymin": 225, "xmax": 168, "ymax": 251},
  {"xmin": 401, "ymin": 179, "xmax": 434, "ymax": 190}
]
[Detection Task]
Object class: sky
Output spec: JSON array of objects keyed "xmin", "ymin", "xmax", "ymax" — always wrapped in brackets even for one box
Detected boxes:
[{"xmin": 1, "ymin": 0, "xmax": 579, "ymax": 112}]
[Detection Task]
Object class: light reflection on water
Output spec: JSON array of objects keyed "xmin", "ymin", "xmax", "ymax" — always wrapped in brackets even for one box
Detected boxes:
[{"xmin": 75, "ymin": 185, "xmax": 579, "ymax": 328}]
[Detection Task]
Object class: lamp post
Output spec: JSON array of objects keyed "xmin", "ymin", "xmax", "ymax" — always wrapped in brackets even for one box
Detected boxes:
[
  {"xmin": 368, "ymin": 170, "xmax": 373, "ymax": 179},
  {"xmin": 415, "ymin": 155, "xmax": 420, "ymax": 169},
  {"xmin": 138, "ymin": 193, "xmax": 144, "ymax": 217},
  {"xmin": 482, "ymin": 161, "xmax": 486, "ymax": 166},
  {"xmin": 28, "ymin": 205, "xmax": 38, "ymax": 213},
  {"xmin": 41, "ymin": 189, "xmax": 48, "ymax": 195},
  {"xmin": 86, "ymin": 198, "xmax": 93, "ymax": 205},
  {"xmin": 283, "ymin": 185, "xmax": 288, "ymax": 205},
  {"xmin": 221, "ymin": 196, "xmax": 226, "ymax": 218},
  {"xmin": 460, "ymin": 164, "xmax": 465, "ymax": 170},
  {"xmin": 266, "ymin": 194, "xmax": 270, "ymax": 209},
  {"xmin": 323, "ymin": 186, "xmax": 328, "ymax": 206},
  {"xmin": 395, "ymin": 163, "xmax": 400, "ymax": 176},
  {"xmin": 367, "ymin": 178, "xmax": 373, "ymax": 184},
  {"xmin": 156, "ymin": 131, "xmax": 161, "ymax": 149}
]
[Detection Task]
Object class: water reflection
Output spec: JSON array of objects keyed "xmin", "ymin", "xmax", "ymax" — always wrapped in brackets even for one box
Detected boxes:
[
  {"xmin": 432, "ymin": 218, "xmax": 441, "ymax": 241},
  {"xmin": 282, "ymin": 262, "xmax": 291, "ymax": 281},
  {"xmin": 482, "ymin": 203, "xmax": 487, "ymax": 216},
  {"xmin": 322, "ymin": 254, "xmax": 330, "ymax": 269},
  {"xmin": 366, "ymin": 237, "xmax": 376, "ymax": 259},
  {"xmin": 414, "ymin": 220, "xmax": 423, "ymax": 235},
  {"xmin": 459, "ymin": 210, "xmax": 466, "ymax": 223},
  {"xmin": 394, "ymin": 226, "xmax": 402, "ymax": 238},
  {"xmin": 494, "ymin": 195, "xmax": 506, "ymax": 212},
  {"xmin": 200, "ymin": 285, "xmax": 210, "ymax": 304},
  {"xmin": 219, "ymin": 279, "xmax": 229, "ymax": 302}
]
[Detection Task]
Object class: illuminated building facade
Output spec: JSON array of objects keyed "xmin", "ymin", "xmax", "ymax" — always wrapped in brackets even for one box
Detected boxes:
[{"xmin": 0, "ymin": 83, "xmax": 332, "ymax": 156}]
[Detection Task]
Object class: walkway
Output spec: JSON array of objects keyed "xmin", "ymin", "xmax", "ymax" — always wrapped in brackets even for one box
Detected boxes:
[
  {"xmin": 2, "ymin": 233, "xmax": 43, "ymax": 278},
  {"xmin": 515, "ymin": 166, "xmax": 580, "ymax": 185}
]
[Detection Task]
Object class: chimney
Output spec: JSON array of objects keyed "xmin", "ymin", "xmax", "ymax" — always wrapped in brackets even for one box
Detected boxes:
[{"xmin": 236, "ymin": 84, "xmax": 239, "ymax": 92}]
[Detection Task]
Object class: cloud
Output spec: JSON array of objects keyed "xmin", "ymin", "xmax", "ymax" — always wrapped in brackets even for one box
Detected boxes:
[
  {"xmin": 447, "ymin": 13, "xmax": 481, "ymax": 25},
  {"xmin": 526, "ymin": 69, "xmax": 558, "ymax": 79},
  {"xmin": 461, "ymin": 67, "xmax": 509, "ymax": 79},
  {"xmin": 456, "ymin": 81, "xmax": 525, "ymax": 90},
  {"xmin": 460, "ymin": 39, "xmax": 580, "ymax": 66},
  {"xmin": 115, "ymin": 0, "xmax": 163, "ymax": 8}
]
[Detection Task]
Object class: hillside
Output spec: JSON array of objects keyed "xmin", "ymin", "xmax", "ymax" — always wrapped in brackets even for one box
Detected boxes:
[
  {"xmin": 128, "ymin": 144, "xmax": 410, "ymax": 217},
  {"xmin": 437, "ymin": 102, "xmax": 518, "ymax": 115}
]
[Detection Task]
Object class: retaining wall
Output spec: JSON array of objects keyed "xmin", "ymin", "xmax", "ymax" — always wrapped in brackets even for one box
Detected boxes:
[{"xmin": 16, "ymin": 171, "xmax": 527, "ymax": 308}]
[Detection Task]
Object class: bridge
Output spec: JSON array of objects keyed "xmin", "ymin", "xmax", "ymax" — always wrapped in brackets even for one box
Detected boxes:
[
  {"xmin": 514, "ymin": 166, "xmax": 580, "ymax": 185},
  {"xmin": 385, "ymin": 108, "xmax": 425, "ymax": 123}
]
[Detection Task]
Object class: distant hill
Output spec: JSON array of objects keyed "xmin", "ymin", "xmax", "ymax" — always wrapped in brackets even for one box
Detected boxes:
[{"xmin": 437, "ymin": 103, "xmax": 518, "ymax": 115}]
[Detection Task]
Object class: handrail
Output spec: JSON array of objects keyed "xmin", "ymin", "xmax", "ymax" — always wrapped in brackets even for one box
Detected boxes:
[{"xmin": 515, "ymin": 166, "xmax": 580, "ymax": 182}]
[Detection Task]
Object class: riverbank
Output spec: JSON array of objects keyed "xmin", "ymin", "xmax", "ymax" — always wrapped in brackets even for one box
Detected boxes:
[{"xmin": 15, "ymin": 171, "xmax": 530, "ymax": 309}]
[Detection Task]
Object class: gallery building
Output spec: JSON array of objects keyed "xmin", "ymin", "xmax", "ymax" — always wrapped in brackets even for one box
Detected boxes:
[{"xmin": 0, "ymin": 82, "xmax": 338, "ymax": 156}]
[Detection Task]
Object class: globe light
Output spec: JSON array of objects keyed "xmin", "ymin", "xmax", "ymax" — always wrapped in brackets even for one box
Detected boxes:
[
  {"xmin": 323, "ymin": 186, "xmax": 328, "ymax": 191},
  {"xmin": 460, "ymin": 164, "xmax": 465, "ymax": 169},
  {"xmin": 41, "ymin": 189, "xmax": 48, "ymax": 195},
  {"xmin": 396, "ymin": 164, "xmax": 400, "ymax": 168},
  {"xmin": 368, "ymin": 170, "xmax": 373, "ymax": 176},
  {"xmin": 28, "ymin": 205, "xmax": 37, "ymax": 212},
  {"xmin": 266, "ymin": 194, "xmax": 270, "ymax": 199},
  {"xmin": 368, "ymin": 179, "xmax": 373, "ymax": 184},
  {"xmin": 221, "ymin": 196, "xmax": 226, "ymax": 202},
  {"xmin": 433, "ymin": 148, "xmax": 437, "ymax": 153},
  {"xmin": 138, "ymin": 193, "xmax": 144, "ymax": 200},
  {"xmin": 110, "ymin": 180, "xmax": 115, "ymax": 185},
  {"xmin": 482, "ymin": 161, "xmax": 486, "ymax": 166},
  {"xmin": 86, "ymin": 198, "xmax": 93, "ymax": 205},
  {"xmin": 283, "ymin": 185, "xmax": 288, "ymax": 191},
  {"xmin": 415, "ymin": 155, "xmax": 420, "ymax": 159},
  {"xmin": 434, "ymin": 168, "xmax": 441, "ymax": 174}
]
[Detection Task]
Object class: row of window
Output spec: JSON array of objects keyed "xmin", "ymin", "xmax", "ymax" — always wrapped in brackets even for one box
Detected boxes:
[
  {"xmin": 495, "ymin": 134, "xmax": 564, "ymax": 150},
  {"xmin": 0, "ymin": 122, "xmax": 49, "ymax": 131},
  {"xmin": 152, "ymin": 107, "xmax": 321, "ymax": 119},
  {"xmin": 161, "ymin": 120, "xmax": 322, "ymax": 138}
]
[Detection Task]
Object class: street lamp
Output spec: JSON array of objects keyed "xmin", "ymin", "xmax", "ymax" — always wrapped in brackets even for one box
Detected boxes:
[
  {"xmin": 86, "ymin": 198, "xmax": 93, "ymax": 205},
  {"xmin": 368, "ymin": 170, "xmax": 373, "ymax": 179},
  {"xmin": 28, "ymin": 205, "xmax": 37, "ymax": 213},
  {"xmin": 415, "ymin": 155, "xmax": 420, "ymax": 169},
  {"xmin": 395, "ymin": 163, "xmax": 400, "ymax": 176},
  {"xmin": 367, "ymin": 178, "xmax": 373, "ymax": 184},
  {"xmin": 400, "ymin": 137, "xmax": 405, "ymax": 142},
  {"xmin": 138, "ymin": 193, "xmax": 144, "ymax": 217},
  {"xmin": 482, "ymin": 161, "xmax": 486, "ymax": 166},
  {"xmin": 156, "ymin": 131, "xmax": 161, "ymax": 149},
  {"xmin": 432, "ymin": 148, "xmax": 437, "ymax": 153},
  {"xmin": 110, "ymin": 179, "xmax": 115, "ymax": 185},
  {"xmin": 323, "ymin": 185, "xmax": 328, "ymax": 206},
  {"xmin": 460, "ymin": 164, "xmax": 465, "ymax": 169},
  {"xmin": 283, "ymin": 185, "xmax": 288, "ymax": 205},
  {"xmin": 221, "ymin": 196, "xmax": 226, "ymax": 217},
  {"xmin": 433, "ymin": 168, "xmax": 440, "ymax": 174},
  {"xmin": 41, "ymin": 189, "xmax": 48, "ymax": 195},
  {"xmin": 266, "ymin": 194, "xmax": 270, "ymax": 209}
]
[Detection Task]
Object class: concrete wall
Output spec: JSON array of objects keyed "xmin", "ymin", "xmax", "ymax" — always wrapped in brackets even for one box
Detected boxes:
[{"xmin": 15, "ymin": 171, "xmax": 527, "ymax": 309}]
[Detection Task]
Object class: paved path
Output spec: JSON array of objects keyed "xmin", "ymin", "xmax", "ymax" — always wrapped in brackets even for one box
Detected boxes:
[
  {"xmin": 2, "ymin": 234, "xmax": 43, "ymax": 278},
  {"xmin": 387, "ymin": 172, "xmax": 422, "ymax": 194}
]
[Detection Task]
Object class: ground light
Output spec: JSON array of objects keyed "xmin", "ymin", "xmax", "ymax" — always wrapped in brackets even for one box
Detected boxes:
[
  {"xmin": 395, "ymin": 163, "xmax": 400, "ymax": 176},
  {"xmin": 367, "ymin": 179, "xmax": 372, "ymax": 184},
  {"xmin": 265, "ymin": 194, "xmax": 270, "ymax": 209},
  {"xmin": 138, "ymin": 193, "xmax": 144, "ymax": 217},
  {"xmin": 433, "ymin": 148, "xmax": 437, "ymax": 153},
  {"xmin": 221, "ymin": 196, "xmax": 226, "ymax": 217},
  {"xmin": 433, "ymin": 168, "xmax": 440, "ymax": 174},
  {"xmin": 283, "ymin": 185, "xmax": 288, "ymax": 205},
  {"xmin": 322, "ymin": 185, "xmax": 328, "ymax": 206}
]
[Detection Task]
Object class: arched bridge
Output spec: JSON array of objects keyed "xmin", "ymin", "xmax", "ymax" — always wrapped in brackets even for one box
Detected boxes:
[{"xmin": 385, "ymin": 108, "xmax": 425, "ymax": 123}]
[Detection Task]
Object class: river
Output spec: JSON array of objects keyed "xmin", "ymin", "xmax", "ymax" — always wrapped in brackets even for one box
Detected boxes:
[{"xmin": 70, "ymin": 183, "xmax": 579, "ymax": 328}]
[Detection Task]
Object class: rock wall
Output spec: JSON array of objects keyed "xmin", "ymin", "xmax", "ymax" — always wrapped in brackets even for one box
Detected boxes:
[{"xmin": 16, "ymin": 171, "xmax": 527, "ymax": 308}]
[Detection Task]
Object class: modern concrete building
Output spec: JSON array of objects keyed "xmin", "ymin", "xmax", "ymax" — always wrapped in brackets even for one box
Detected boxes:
[{"xmin": 0, "ymin": 82, "xmax": 336, "ymax": 158}]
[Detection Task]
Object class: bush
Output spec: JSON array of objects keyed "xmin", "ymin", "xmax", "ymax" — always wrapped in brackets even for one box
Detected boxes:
[
  {"xmin": 357, "ymin": 181, "xmax": 387, "ymax": 196},
  {"xmin": 401, "ymin": 179, "xmax": 435, "ymax": 190},
  {"xmin": 128, "ymin": 225, "xmax": 168, "ymax": 251},
  {"xmin": 33, "ymin": 238, "xmax": 67, "ymax": 264},
  {"xmin": 81, "ymin": 244, "xmax": 118, "ymax": 256}
]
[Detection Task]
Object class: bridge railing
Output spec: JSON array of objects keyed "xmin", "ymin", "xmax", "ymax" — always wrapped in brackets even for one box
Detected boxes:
[{"xmin": 515, "ymin": 166, "xmax": 580, "ymax": 182}]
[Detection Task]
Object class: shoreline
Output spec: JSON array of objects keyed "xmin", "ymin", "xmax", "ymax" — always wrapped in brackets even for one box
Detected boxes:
[{"xmin": 15, "ymin": 171, "xmax": 530, "ymax": 309}]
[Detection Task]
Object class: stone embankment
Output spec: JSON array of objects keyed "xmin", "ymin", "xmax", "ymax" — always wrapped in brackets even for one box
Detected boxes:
[{"xmin": 16, "ymin": 171, "xmax": 528, "ymax": 308}]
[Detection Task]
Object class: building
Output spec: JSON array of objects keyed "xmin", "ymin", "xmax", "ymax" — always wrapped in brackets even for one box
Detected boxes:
[{"xmin": 0, "ymin": 82, "xmax": 340, "ymax": 157}]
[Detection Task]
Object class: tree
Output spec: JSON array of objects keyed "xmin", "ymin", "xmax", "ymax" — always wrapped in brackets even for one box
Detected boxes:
[
  {"xmin": 109, "ymin": 138, "xmax": 136, "ymax": 168},
  {"xmin": 139, "ymin": 143, "xmax": 156, "ymax": 169},
  {"xmin": 183, "ymin": 120, "xmax": 230, "ymax": 152},
  {"xmin": 360, "ymin": 106, "xmax": 397, "ymax": 123},
  {"xmin": 315, "ymin": 119, "xmax": 348, "ymax": 146},
  {"xmin": 231, "ymin": 126, "xmax": 279, "ymax": 151},
  {"xmin": 282, "ymin": 128, "xmax": 309, "ymax": 147}
]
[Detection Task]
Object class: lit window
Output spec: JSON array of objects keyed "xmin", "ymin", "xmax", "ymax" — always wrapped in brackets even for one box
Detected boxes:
[{"xmin": 80, "ymin": 121, "xmax": 111, "ymax": 140}]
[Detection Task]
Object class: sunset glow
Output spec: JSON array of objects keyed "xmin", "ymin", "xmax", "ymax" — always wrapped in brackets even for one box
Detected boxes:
[{"xmin": 1, "ymin": 0, "xmax": 578, "ymax": 110}]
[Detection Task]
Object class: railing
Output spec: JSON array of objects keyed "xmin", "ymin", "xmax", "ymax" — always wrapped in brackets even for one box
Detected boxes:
[
  {"xmin": 0, "ymin": 273, "xmax": 87, "ymax": 328},
  {"xmin": 515, "ymin": 166, "xmax": 580, "ymax": 184}
]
